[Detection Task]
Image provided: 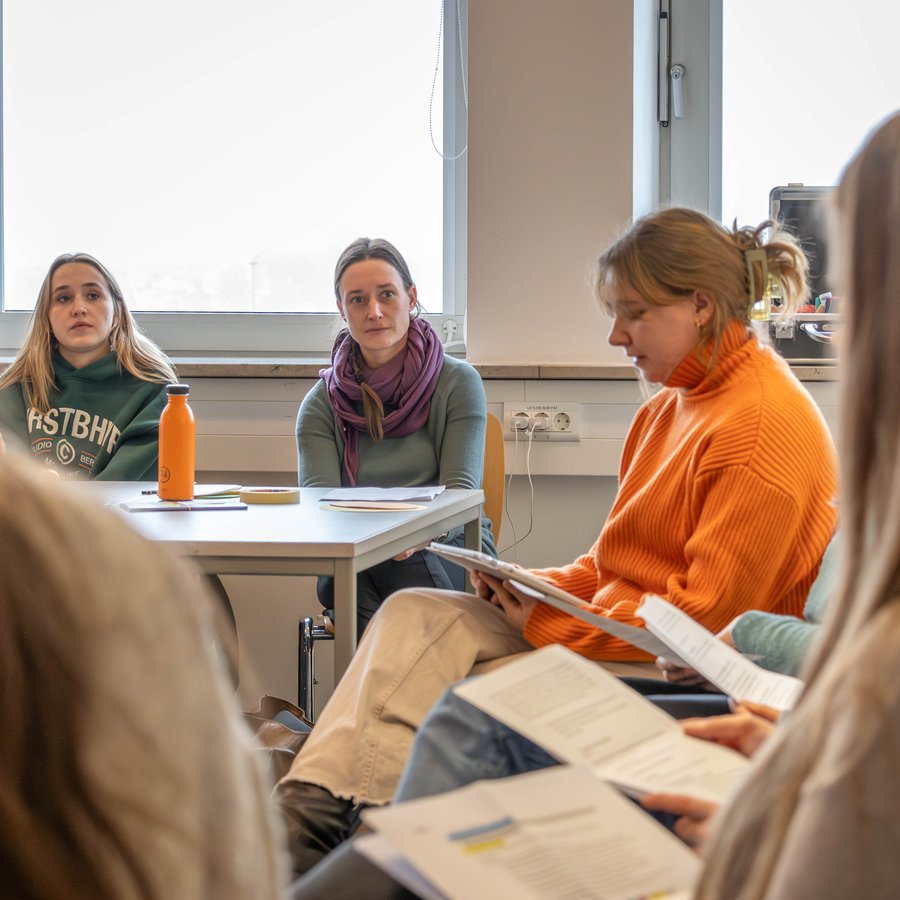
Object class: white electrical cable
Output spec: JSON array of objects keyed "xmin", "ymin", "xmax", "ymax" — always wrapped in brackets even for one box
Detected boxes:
[
  {"xmin": 499, "ymin": 423, "xmax": 537, "ymax": 562},
  {"xmin": 518, "ymin": 427, "xmax": 537, "ymax": 546},
  {"xmin": 428, "ymin": 0, "xmax": 468, "ymax": 160},
  {"xmin": 502, "ymin": 426, "xmax": 521, "ymax": 559}
]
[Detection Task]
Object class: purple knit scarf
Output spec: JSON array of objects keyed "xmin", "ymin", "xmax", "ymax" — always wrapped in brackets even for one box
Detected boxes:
[{"xmin": 320, "ymin": 317, "xmax": 444, "ymax": 485}]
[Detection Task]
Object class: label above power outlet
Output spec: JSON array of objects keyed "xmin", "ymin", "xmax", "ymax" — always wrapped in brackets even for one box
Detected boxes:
[{"xmin": 502, "ymin": 402, "xmax": 581, "ymax": 441}]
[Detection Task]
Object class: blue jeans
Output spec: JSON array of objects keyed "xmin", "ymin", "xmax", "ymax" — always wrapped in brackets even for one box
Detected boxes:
[
  {"xmin": 394, "ymin": 684, "xmax": 559, "ymax": 802},
  {"xmin": 394, "ymin": 680, "xmax": 729, "ymax": 803}
]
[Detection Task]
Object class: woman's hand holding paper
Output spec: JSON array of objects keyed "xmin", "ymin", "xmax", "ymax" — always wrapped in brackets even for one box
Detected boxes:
[
  {"xmin": 679, "ymin": 704, "xmax": 778, "ymax": 759},
  {"xmin": 640, "ymin": 793, "xmax": 719, "ymax": 852}
]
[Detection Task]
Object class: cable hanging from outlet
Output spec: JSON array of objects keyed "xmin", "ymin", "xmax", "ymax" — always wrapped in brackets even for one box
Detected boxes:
[{"xmin": 500, "ymin": 423, "xmax": 536, "ymax": 562}]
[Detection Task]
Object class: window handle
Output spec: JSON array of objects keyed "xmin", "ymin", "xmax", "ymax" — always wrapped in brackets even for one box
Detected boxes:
[{"xmin": 671, "ymin": 64, "xmax": 686, "ymax": 119}]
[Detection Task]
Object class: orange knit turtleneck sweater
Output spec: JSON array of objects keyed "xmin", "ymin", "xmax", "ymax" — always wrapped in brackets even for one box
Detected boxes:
[{"xmin": 523, "ymin": 322, "xmax": 838, "ymax": 661}]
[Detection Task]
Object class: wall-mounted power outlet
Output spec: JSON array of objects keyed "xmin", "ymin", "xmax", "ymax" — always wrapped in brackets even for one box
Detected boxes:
[{"xmin": 502, "ymin": 402, "xmax": 580, "ymax": 441}]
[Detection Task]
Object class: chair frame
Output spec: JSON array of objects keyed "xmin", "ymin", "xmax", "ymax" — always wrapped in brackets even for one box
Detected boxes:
[{"xmin": 298, "ymin": 615, "xmax": 333, "ymax": 720}]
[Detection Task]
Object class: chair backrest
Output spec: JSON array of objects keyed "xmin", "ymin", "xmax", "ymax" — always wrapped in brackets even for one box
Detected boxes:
[{"xmin": 482, "ymin": 413, "xmax": 505, "ymax": 543}]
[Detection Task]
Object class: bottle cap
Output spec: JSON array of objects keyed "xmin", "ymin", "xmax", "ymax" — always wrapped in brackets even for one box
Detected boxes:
[{"xmin": 166, "ymin": 383, "xmax": 190, "ymax": 395}]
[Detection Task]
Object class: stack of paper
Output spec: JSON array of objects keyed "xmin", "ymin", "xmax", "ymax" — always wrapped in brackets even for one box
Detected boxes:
[
  {"xmin": 360, "ymin": 766, "xmax": 700, "ymax": 900},
  {"xmin": 455, "ymin": 645, "xmax": 749, "ymax": 803},
  {"xmin": 637, "ymin": 595, "xmax": 803, "ymax": 711},
  {"xmin": 321, "ymin": 486, "xmax": 447, "ymax": 502},
  {"xmin": 320, "ymin": 486, "xmax": 448, "ymax": 511},
  {"xmin": 121, "ymin": 484, "xmax": 246, "ymax": 512},
  {"xmin": 356, "ymin": 644, "xmax": 764, "ymax": 896},
  {"xmin": 120, "ymin": 497, "xmax": 247, "ymax": 512}
]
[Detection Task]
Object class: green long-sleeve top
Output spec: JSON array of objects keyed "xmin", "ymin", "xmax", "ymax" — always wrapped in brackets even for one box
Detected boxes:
[
  {"xmin": 296, "ymin": 354, "xmax": 496, "ymax": 556},
  {"xmin": 730, "ymin": 533, "xmax": 839, "ymax": 676},
  {"xmin": 0, "ymin": 351, "xmax": 168, "ymax": 480}
]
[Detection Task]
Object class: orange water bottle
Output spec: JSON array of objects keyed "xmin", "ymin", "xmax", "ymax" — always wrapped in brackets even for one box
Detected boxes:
[{"xmin": 158, "ymin": 383, "xmax": 195, "ymax": 500}]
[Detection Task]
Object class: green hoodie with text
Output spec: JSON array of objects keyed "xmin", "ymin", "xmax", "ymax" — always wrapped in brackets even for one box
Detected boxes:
[{"xmin": 0, "ymin": 351, "xmax": 168, "ymax": 480}]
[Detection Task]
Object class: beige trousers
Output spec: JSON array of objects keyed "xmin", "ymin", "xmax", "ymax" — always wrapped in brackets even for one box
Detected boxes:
[{"xmin": 280, "ymin": 588, "xmax": 532, "ymax": 805}]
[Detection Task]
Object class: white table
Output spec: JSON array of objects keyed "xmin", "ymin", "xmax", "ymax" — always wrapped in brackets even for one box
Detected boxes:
[{"xmin": 91, "ymin": 484, "xmax": 484, "ymax": 679}]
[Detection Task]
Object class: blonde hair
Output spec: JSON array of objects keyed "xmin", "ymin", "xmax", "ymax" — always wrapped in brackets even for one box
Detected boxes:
[
  {"xmin": 0, "ymin": 253, "xmax": 176, "ymax": 413},
  {"xmin": 0, "ymin": 456, "xmax": 286, "ymax": 899},
  {"xmin": 695, "ymin": 112, "xmax": 900, "ymax": 899},
  {"xmin": 593, "ymin": 207, "xmax": 809, "ymax": 354}
]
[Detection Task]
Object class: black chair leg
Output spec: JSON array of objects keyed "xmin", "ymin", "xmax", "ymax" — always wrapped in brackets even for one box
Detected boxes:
[
  {"xmin": 298, "ymin": 615, "xmax": 334, "ymax": 722},
  {"xmin": 298, "ymin": 616, "xmax": 316, "ymax": 719}
]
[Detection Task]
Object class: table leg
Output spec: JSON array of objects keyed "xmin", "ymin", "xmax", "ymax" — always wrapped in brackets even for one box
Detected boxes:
[
  {"xmin": 332, "ymin": 561, "xmax": 358, "ymax": 680},
  {"xmin": 464, "ymin": 513, "xmax": 482, "ymax": 551},
  {"xmin": 462, "ymin": 514, "xmax": 483, "ymax": 593}
]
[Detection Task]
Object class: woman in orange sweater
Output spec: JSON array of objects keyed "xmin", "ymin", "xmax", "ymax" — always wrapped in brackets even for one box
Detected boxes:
[{"xmin": 277, "ymin": 208, "xmax": 837, "ymax": 874}]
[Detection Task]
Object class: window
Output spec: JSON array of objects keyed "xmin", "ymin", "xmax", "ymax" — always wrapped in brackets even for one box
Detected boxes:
[
  {"xmin": 658, "ymin": 0, "xmax": 900, "ymax": 224},
  {"xmin": 722, "ymin": 0, "xmax": 900, "ymax": 227},
  {"xmin": 0, "ymin": 0, "xmax": 467, "ymax": 352}
]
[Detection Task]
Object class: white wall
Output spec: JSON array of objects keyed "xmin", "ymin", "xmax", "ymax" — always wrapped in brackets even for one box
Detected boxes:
[{"xmin": 465, "ymin": 0, "xmax": 635, "ymax": 365}]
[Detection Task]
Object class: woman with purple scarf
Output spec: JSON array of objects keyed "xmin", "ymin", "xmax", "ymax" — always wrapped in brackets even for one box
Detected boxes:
[{"xmin": 296, "ymin": 237, "xmax": 496, "ymax": 638}]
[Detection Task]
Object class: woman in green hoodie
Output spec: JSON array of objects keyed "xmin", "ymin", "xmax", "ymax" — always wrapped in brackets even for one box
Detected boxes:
[{"xmin": 0, "ymin": 252, "xmax": 176, "ymax": 480}]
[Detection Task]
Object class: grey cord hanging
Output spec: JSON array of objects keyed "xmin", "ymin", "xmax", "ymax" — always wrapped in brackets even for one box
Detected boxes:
[{"xmin": 429, "ymin": 0, "xmax": 468, "ymax": 160}]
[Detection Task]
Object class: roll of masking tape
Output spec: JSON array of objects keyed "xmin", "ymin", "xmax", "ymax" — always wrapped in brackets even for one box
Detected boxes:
[{"xmin": 239, "ymin": 487, "xmax": 301, "ymax": 505}]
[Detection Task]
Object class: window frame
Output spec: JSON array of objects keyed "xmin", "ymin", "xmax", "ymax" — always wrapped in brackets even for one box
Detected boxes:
[
  {"xmin": 0, "ymin": 0, "xmax": 468, "ymax": 356},
  {"xmin": 656, "ymin": 0, "xmax": 723, "ymax": 219}
]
